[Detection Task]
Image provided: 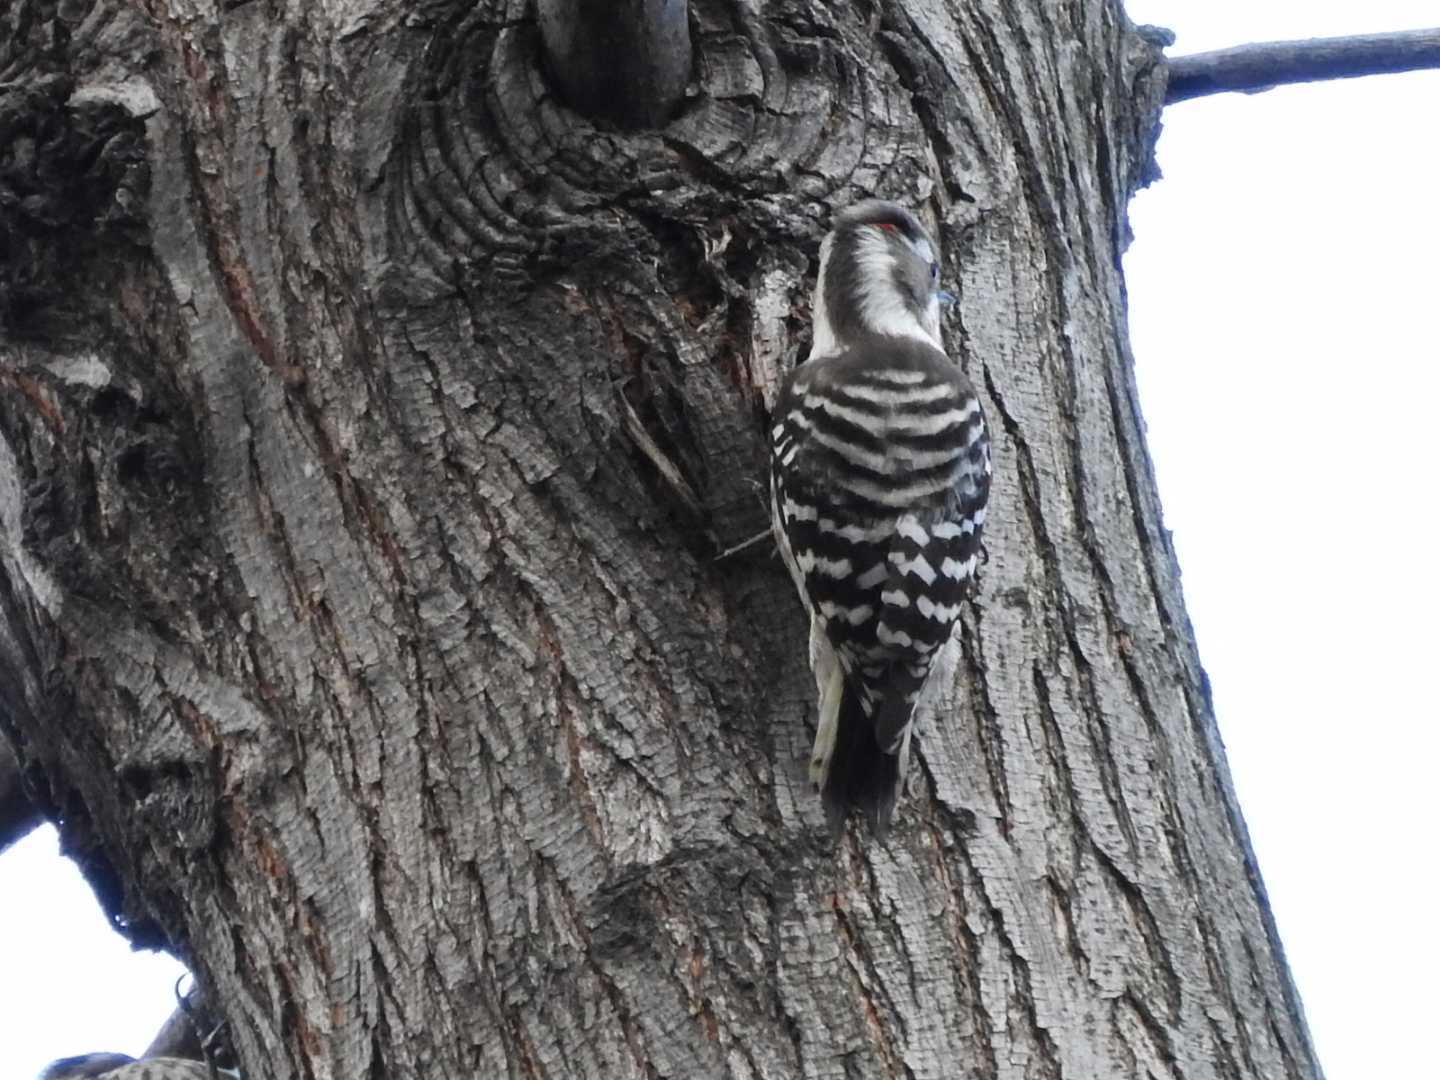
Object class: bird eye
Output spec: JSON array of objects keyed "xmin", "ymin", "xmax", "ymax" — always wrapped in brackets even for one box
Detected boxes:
[{"xmin": 929, "ymin": 261, "xmax": 939, "ymax": 281}]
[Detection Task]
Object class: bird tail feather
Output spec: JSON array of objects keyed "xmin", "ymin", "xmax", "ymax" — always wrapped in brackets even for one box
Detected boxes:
[{"xmin": 815, "ymin": 682, "xmax": 910, "ymax": 838}]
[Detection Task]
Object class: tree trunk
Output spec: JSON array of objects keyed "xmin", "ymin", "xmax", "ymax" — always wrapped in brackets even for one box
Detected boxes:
[{"xmin": 0, "ymin": 2, "xmax": 1321, "ymax": 1078}]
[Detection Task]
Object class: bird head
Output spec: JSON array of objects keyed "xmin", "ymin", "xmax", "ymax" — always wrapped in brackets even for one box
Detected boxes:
[
  {"xmin": 809, "ymin": 200, "xmax": 948, "ymax": 358},
  {"xmin": 40, "ymin": 1055, "xmax": 137, "ymax": 1079}
]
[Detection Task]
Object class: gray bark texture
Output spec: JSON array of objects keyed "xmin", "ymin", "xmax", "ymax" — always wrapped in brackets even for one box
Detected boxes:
[
  {"xmin": 0, "ymin": 1, "xmax": 1321, "ymax": 1078},
  {"xmin": 0, "ymin": 733, "xmax": 43, "ymax": 853}
]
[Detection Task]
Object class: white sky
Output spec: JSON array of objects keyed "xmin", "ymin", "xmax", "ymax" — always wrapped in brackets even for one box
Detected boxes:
[
  {"xmin": 1122, "ymin": 3, "xmax": 1440, "ymax": 1078},
  {"xmin": 3, "ymin": 5, "xmax": 1438, "ymax": 1077}
]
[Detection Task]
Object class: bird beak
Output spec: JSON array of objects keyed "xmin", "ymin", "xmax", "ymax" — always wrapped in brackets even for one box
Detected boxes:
[{"xmin": 937, "ymin": 290, "xmax": 958, "ymax": 307}]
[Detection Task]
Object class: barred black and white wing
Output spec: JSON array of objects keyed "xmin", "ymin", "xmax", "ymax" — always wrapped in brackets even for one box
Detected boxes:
[{"xmin": 770, "ymin": 338, "xmax": 990, "ymax": 833}]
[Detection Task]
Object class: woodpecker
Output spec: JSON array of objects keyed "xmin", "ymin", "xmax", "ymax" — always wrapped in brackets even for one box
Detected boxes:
[
  {"xmin": 770, "ymin": 200, "xmax": 991, "ymax": 835},
  {"xmin": 40, "ymin": 1054, "xmax": 239, "ymax": 1079}
]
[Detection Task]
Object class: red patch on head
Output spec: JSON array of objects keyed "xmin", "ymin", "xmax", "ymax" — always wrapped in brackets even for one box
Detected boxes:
[{"xmin": 875, "ymin": 223, "xmax": 897, "ymax": 231}]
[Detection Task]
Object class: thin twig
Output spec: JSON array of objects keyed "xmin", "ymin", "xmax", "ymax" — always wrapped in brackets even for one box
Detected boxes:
[
  {"xmin": 1166, "ymin": 28, "xmax": 1440, "ymax": 104},
  {"xmin": 714, "ymin": 528, "xmax": 772, "ymax": 561}
]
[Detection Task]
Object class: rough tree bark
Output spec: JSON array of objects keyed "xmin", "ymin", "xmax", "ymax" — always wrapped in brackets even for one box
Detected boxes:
[
  {"xmin": 0, "ymin": 735, "xmax": 43, "ymax": 853},
  {"xmin": 0, "ymin": 1, "xmax": 1321, "ymax": 1078}
]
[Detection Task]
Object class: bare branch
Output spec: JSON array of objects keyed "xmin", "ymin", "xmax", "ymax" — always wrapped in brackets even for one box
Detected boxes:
[
  {"xmin": 536, "ymin": 0, "xmax": 691, "ymax": 129},
  {"xmin": 1166, "ymin": 28, "xmax": 1440, "ymax": 104}
]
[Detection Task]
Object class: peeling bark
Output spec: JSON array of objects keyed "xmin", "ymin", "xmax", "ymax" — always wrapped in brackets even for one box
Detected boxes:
[{"xmin": 0, "ymin": 1, "xmax": 1320, "ymax": 1078}]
